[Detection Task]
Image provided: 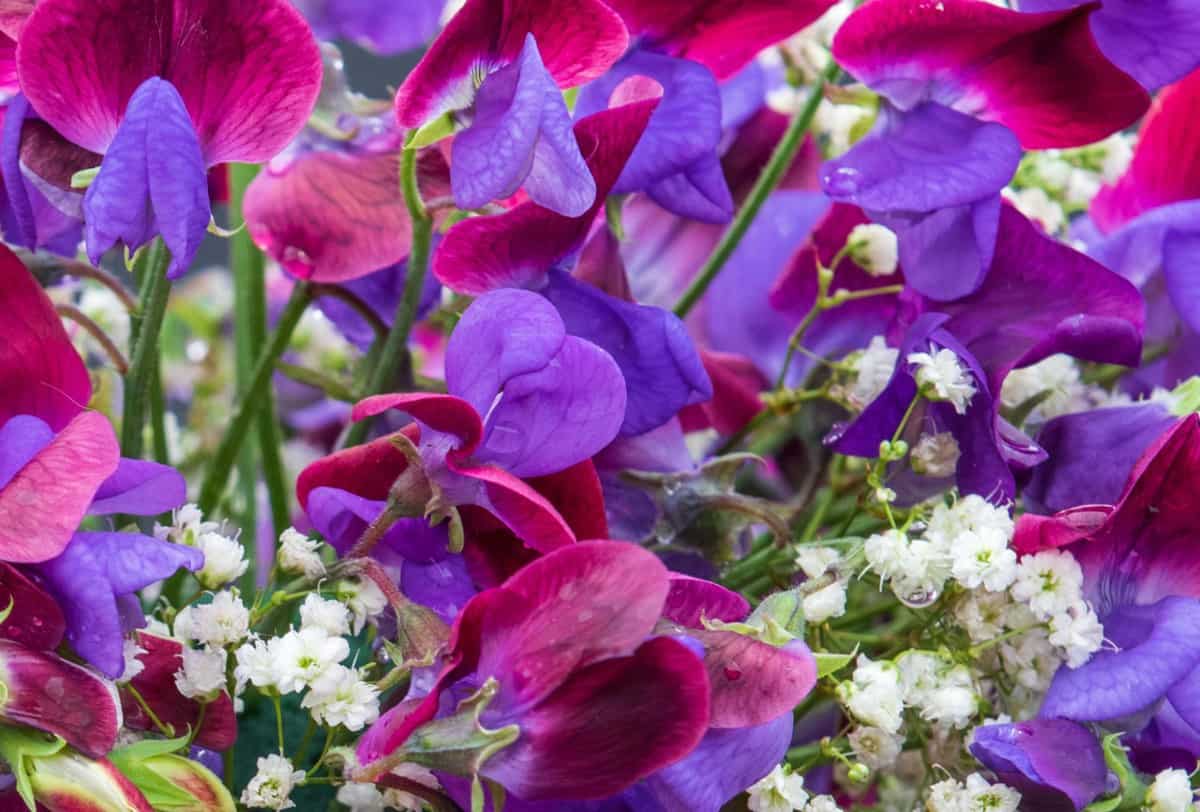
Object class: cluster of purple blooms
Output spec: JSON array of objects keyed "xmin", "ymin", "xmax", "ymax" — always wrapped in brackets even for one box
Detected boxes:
[{"xmin": 1, "ymin": 0, "xmax": 1200, "ymax": 809}]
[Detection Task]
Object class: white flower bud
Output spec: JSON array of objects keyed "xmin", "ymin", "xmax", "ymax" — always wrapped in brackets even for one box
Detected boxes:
[{"xmin": 846, "ymin": 223, "xmax": 899, "ymax": 276}]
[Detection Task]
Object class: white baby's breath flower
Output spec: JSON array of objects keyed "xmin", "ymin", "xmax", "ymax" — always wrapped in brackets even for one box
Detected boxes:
[
  {"xmin": 299, "ymin": 594, "xmax": 351, "ymax": 637},
  {"xmin": 241, "ymin": 754, "xmax": 305, "ymax": 810},
  {"xmin": 849, "ymin": 726, "xmax": 902, "ymax": 769},
  {"xmin": 301, "ymin": 664, "xmax": 380, "ymax": 731},
  {"xmin": 950, "ymin": 528, "xmax": 1018, "ymax": 592},
  {"xmin": 803, "ymin": 580, "xmax": 847, "ymax": 623},
  {"xmin": 184, "ymin": 590, "xmax": 250, "ymax": 648},
  {"xmin": 195, "ymin": 530, "xmax": 248, "ymax": 589},
  {"xmin": 748, "ymin": 765, "xmax": 809, "ymax": 812},
  {"xmin": 963, "ymin": 773, "xmax": 1021, "ymax": 811},
  {"xmin": 336, "ymin": 783, "xmax": 386, "ymax": 812},
  {"xmin": 273, "ymin": 628, "xmax": 349, "ymax": 694},
  {"xmin": 337, "ymin": 577, "xmax": 387, "ymax": 634},
  {"xmin": 846, "ymin": 223, "xmax": 899, "ymax": 276},
  {"xmin": 839, "ymin": 658, "xmax": 904, "ymax": 734},
  {"xmin": 795, "ymin": 546, "xmax": 840, "ymax": 579},
  {"xmin": 278, "ymin": 528, "xmax": 325, "ymax": 579},
  {"xmin": 174, "ymin": 646, "xmax": 227, "ymax": 700},
  {"xmin": 1048, "ymin": 602, "xmax": 1105, "ymax": 668},
  {"xmin": 1147, "ymin": 768, "xmax": 1195, "ymax": 811},
  {"xmin": 849, "ymin": 336, "xmax": 898, "ymax": 408},
  {"xmin": 235, "ymin": 638, "xmax": 280, "ymax": 692},
  {"xmin": 121, "ymin": 638, "xmax": 146, "ymax": 682},
  {"xmin": 910, "ymin": 432, "xmax": 961, "ymax": 478},
  {"xmin": 908, "ymin": 347, "xmax": 977, "ymax": 414},
  {"xmin": 1011, "ymin": 550, "xmax": 1085, "ymax": 621}
]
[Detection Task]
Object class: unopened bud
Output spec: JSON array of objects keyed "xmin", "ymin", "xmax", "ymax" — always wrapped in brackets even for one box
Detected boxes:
[{"xmin": 846, "ymin": 223, "xmax": 898, "ymax": 276}]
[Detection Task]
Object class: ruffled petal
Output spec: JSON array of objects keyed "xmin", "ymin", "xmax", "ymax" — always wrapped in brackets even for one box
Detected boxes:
[
  {"xmin": 433, "ymin": 101, "xmax": 654, "ymax": 294},
  {"xmin": 1041, "ymin": 596, "xmax": 1200, "ymax": 723},
  {"xmin": 481, "ymin": 636, "xmax": 710, "ymax": 800},
  {"xmin": 662, "ymin": 575, "xmax": 750, "ymax": 627},
  {"xmin": 605, "ymin": 0, "xmax": 836, "ymax": 80},
  {"xmin": 832, "ymin": 0, "xmax": 1149, "ymax": 148},
  {"xmin": 455, "ymin": 461, "xmax": 578, "ymax": 553},
  {"xmin": 0, "ymin": 245, "xmax": 91, "ymax": 429},
  {"xmin": 305, "ymin": 486, "xmax": 452, "ymax": 561},
  {"xmin": 444, "ymin": 289, "xmax": 567, "ymax": 418},
  {"xmin": 35, "ymin": 531, "xmax": 203, "ymax": 678},
  {"xmin": 0, "ymin": 411, "xmax": 119, "ymax": 564},
  {"xmin": 89, "ymin": 458, "xmax": 187, "ymax": 517},
  {"xmin": 0, "ymin": 639, "xmax": 121, "ymax": 758},
  {"xmin": 541, "ymin": 270, "xmax": 709, "ymax": 437},
  {"xmin": 353, "ymin": 393, "xmax": 484, "ymax": 454},
  {"xmin": 687, "ymin": 633, "xmax": 817, "ymax": 728},
  {"xmin": 970, "ymin": 719, "xmax": 1106, "ymax": 811},
  {"xmin": 82, "ymin": 77, "xmax": 210, "ymax": 278},
  {"xmin": 452, "ymin": 35, "xmax": 594, "ymax": 216},
  {"xmin": 245, "ymin": 146, "xmax": 414, "ymax": 283},
  {"xmin": 296, "ymin": 426, "xmax": 417, "ymax": 508}
]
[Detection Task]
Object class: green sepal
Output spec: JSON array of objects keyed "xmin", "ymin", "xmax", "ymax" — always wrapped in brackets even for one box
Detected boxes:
[
  {"xmin": 1096, "ymin": 732, "xmax": 1148, "ymax": 810},
  {"xmin": 408, "ymin": 113, "xmax": 456, "ymax": 148},
  {"xmin": 109, "ymin": 733, "xmax": 198, "ymax": 809},
  {"xmin": 70, "ymin": 166, "xmax": 101, "ymax": 190},
  {"xmin": 0, "ymin": 594, "xmax": 14, "ymax": 626},
  {"xmin": 0, "ymin": 724, "xmax": 66, "ymax": 811},
  {"xmin": 815, "ymin": 650, "xmax": 857, "ymax": 679},
  {"xmin": 1171, "ymin": 376, "xmax": 1200, "ymax": 416}
]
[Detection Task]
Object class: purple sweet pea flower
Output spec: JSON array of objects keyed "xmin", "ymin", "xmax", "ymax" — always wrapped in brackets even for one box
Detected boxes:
[
  {"xmin": 830, "ymin": 205, "xmax": 1144, "ymax": 503},
  {"xmin": 1016, "ymin": 417, "xmax": 1200, "ymax": 747},
  {"xmin": 394, "ymin": 0, "xmax": 627, "ymax": 216},
  {"xmin": 292, "ymin": 0, "xmax": 445, "ymax": 54},
  {"xmin": 823, "ymin": 0, "xmax": 1148, "ymax": 299},
  {"xmin": 16, "ymin": 0, "xmax": 323, "ymax": 276},
  {"xmin": 576, "ymin": 47, "xmax": 731, "ymax": 223},
  {"xmin": 1024, "ymin": 403, "xmax": 1180, "ymax": 514},
  {"xmin": 303, "ymin": 289, "xmax": 626, "ymax": 556},
  {"xmin": 970, "ymin": 719, "xmax": 1108, "ymax": 811},
  {"xmin": 1018, "ymin": 0, "xmax": 1200, "ymax": 91}
]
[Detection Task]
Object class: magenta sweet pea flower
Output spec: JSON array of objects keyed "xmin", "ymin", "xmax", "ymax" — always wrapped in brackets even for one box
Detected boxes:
[
  {"xmin": 395, "ymin": 0, "xmax": 627, "ymax": 216},
  {"xmin": 970, "ymin": 719, "xmax": 1108, "ymax": 812},
  {"xmin": 602, "ymin": 0, "xmax": 837, "ymax": 81},
  {"xmin": 292, "ymin": 0, "xmax": 446, "ymax": 55},
  {"xmin": 353, "ymin": 542, "xmax": 712, "ymax": 802},
  {"xmin": 1018, "ymin": 0, "xmax": 1200, "ymax": 91},
  {"xmin": 0, "ymin": 246, "xmax": 201, "ymax": 677},
  {"xmin": 831, "ymin": 205, "xmax": 1143, "ymax": 502},
  {"xmin": 15, "ymin": 0, "xmax": 323, "ymax": 276},
  {"xmin": 1015, "ymin": 416, "xmax": 1200, "ymax": 744},
  {"xmin": 822, "ymin": 0, "xmax": 1148, "ymax": 299}
]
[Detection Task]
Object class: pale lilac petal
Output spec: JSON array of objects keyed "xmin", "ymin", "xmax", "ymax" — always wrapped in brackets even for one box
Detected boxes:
[
  {"xmin": 444, "ymin": 288, "xmax": 567, "ymax": 417},
  {"xmin": 452, "ymin": 35, "xmax": 594, "ymax": 216},
  {"xmin": 36, "ymin": 531, "xmax": 204, "ymax": 678},
  {"xmin": 305, "ymin": 485, "xmax": 451, "ymax": 561},
  {"xmin": 541, "ymin": 270, "xmax": 710, "ymax": 437},
  {"xmin": 83, "ymin": 77, "xmax": 210, "ymax": 278},
  {"xmin": 89, "ymin": 458, "xmax": 187, "ymax": 516}
]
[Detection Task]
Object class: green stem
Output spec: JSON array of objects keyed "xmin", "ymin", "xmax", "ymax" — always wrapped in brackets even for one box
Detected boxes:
[
  {"xmin": 273, "ymin": 692, "xmax": 285, "ymax": 755},
  {"xmin": 672, "ymin": 61, "xmax": 839, "ymax": 319},
  {"xmin": 197, "ymin": 282, "xmax": 314, "ymax": 514},
  {"xmin": 342, "ymin": 147, "xmax": 433, "ymax": 448},
  {"xmin": 121, "ymin": 240, "xmax": 172, "ymax": 458}
]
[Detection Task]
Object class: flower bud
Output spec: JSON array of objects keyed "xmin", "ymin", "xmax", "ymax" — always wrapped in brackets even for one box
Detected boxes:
[{"xmin": 846, "ymin": 223, "xmax": 898, "ymax": 276}]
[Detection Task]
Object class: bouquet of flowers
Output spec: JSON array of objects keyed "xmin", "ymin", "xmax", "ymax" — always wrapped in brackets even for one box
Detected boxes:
[{"xmin": 1, "ymin": 0, "xmax": 1199, "ymax": 809}]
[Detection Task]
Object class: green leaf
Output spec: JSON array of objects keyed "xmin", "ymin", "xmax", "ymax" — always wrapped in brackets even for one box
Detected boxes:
[
  {"xmin": 1083, "ymin": 795, "xmax": 1122, "ymax": 812},
  {"xmin": 1099, "ymin": 732, "xmax": 1148, "ymax": 809},
  {"xmin": 815, "ymin": 650, "xmax": 857, "ymax": 678},
  {"xmin": 110, "ymin": 732, "xmax": 191, "ymax": 766},
  {"xmin": 115, "ymin": 757, "xmax": 199, "ymax": 810},
  {"xmin": 0, "ymin": 725, "xmax": 66, "ymax": 810}
]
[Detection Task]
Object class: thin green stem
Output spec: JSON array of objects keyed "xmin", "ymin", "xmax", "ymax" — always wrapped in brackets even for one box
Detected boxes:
[
  {"xmin": 672, "ymin": 61, "xmax": 840, "ymax": 318},
  {"xmin": 306, "ymin": 728, "xmax": 336, "ymax": 777},
  {"xmin": 273, "ymin": 692, "xmax": 285, "ymax": 754},
  {"xmin": 198, "ymin": 282, "xmax": 314, "ymax": 514},
  {"xmin": 125, "ymin": 684, "xmax": 175, "ymax": 737},
  {"xmin": 342, "ymin": 147, "xmax": 433, "ymax": 448},
  {"xmin": 121, "ymin": 240, "xmax": 172, "ymax": 458}
]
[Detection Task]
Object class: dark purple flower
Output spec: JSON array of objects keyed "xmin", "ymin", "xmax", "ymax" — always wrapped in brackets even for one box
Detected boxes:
[
  {"xmin": 17, "ymin": 0, "xmax": 323, "ymax": 276},
  {"xmin": 970, "ymin": 719, "xmax": 1107, "ymax": 811}
]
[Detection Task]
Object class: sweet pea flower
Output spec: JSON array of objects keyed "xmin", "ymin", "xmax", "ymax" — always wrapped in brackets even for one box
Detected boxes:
[
  {"xmin": 435, "ymin": 103, "xmax": 712, "ymax": 437},
  {"xmin": 0, "ymin": 247, "xmax": 201, "ymax": 677},
  {"xmin": 821, "ymin": 0, "xmax": 1148, "ymax": 299},
  {"xmin": 1017, "ymin": 0, "xmax": 1200, "ymax": 91},
  {"xmin": 970, "ymin": 719, "xmax": 1107, "ymax": 812},
  {"xmin": 830, "ymin": 205, "xmax": 1143, "ymax": 503},
  {"xmin": 395, "ymin": 0, "xmax": 628, "ymax": 216},
  {"xmin": 1016, "ymin": 416, "xmax": 1200, "ymax": 760},
  {"xmin": 245, "ymin": 46, "xmax": 452, "ymax": 284},
  {"xmin": 15, "ymin": 0, "xmax": 323, "ymax": 276},
  {"xmin": 1083, "ymin": 70, "xmax": 1200, "ymax": 392},
  {"xmin": 300, "ymin": 289, "xmax": 624, "ymax": 565},
  {"xmin": 292, "ymin": 0, "xmax": 445, "ymax": 55},
  {"xmin": 352, "ymin": 542, "xmax": 712, "ymax": 801}
]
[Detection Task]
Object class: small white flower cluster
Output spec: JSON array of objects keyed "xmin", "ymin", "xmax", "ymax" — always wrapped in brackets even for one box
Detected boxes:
[
  {"xmin": 926, "ymin": 773, "xmax": 1021, "ymax": 812},
  {"xmin": 908, "ymin": 346, "xmax": 977, "ymax": 415},
  {"xmin": 840, "ymin": 651, "xmax": 979, "ymax": 735},
  {"xmin": 897, "ymin": 651, "xmax": 978, "ymax": 729},
  {"xmin": 1011, "ymin": 550, "xmax": 1104, "ymax": 668},
  {"xmin": 747, "ymin": 765, "xmax": 839, "ymax": 812},
  {"xmin": 1000, "ymin": 354, "xmax": 1103, "ymax": 425},
  {"xmin": 155, "ymin": 503, "xmax": 248, "ymax": 589},
  {"xmin": 278, "ymin": 527, "xmax": 327, "ymax": 580},
  {"xmin": 234, "ymin": 593, "xmax": 380, "ymax": 732},
  {"xmin": 846, "ymin": 336, "xmax": 899, "ymax": 409},
  {"xmin": 172, "ymin": 589, "xmax": 251, "ymax": 700},
  {"xmin": 1147, "ymin": 768, "xmax": 1197, "ymax": 812},
  {"xmin": 865, "ymin": 496, "xmax": 1018, "ymax": 606},
  {"xmin": 241, "ymin": 754, "xmax": 306, "ymax": 810},
  {"xmin": 795, "ymin": 546, "xmax": 848, "ymax": 623},
  {"xmin": 839, "ymin": 658, "xmax": 904, "ymax": 734}
]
